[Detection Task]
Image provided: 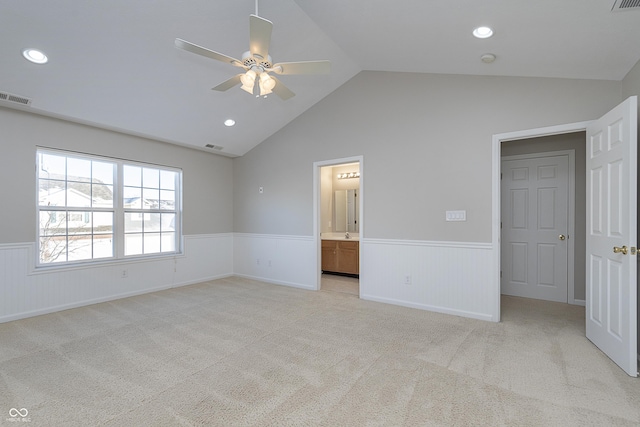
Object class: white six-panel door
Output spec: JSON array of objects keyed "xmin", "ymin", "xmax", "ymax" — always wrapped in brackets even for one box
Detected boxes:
[
  {"xmin": 501, "ymin": 154, "xmax": 569, "ymax": 302},
  {"xmin": 586, "ymin": 96, "xmax": 637, "ymax": 377}
]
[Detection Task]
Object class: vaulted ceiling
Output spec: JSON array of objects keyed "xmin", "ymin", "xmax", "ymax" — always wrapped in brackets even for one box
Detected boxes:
[{"xmin": 2, "ymin": 0, "xmax": 639, "ymax": 156}]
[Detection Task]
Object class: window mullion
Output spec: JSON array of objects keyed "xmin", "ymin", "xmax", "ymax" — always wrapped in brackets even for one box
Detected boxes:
[{"xmin": 114, "ymin": 160, "xmax": 125, "ymax": 258}]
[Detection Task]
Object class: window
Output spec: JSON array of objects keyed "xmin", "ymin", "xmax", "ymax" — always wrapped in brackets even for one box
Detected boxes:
[
  {"xmin": 37, "ymin": 149, "xmax": 181, "ymax": 266},
  {"xmin": 123, "ymin": 165, "xmax": 177, "ymax": 256}
]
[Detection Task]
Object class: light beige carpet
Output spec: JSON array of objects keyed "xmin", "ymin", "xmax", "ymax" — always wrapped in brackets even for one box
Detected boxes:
[
  {"xmin": 1, "ymin": 276, "xmax": 638, "ymax": 426},
  {"xmin": 320, "ymin": 273, "xmax": 359, "ymax": 296}
]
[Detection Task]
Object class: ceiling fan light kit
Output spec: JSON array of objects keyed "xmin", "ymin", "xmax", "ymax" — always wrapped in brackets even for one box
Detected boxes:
[
  {"xmin": 240, "ymin": 69, "xmax": 257, "ymax": 94},
  {"xmin": 175, "ymin": 4, "xmax": 330, "ymax": 101}
]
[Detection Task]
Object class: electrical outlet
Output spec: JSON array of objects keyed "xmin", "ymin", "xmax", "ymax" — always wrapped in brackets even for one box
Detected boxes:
[
  {"xmin": 404, "ymin": 275, "xmax": 411, "ymax": 285},
  {"xmin": 121, "ymin": 269, "xmax": 128, "ymax": 278},
  {"xmin": 268, "ymin": 260, "xmax": 272, "ymax": 267},
  {"xmin": 256, "ymin": 259, "xmax": 260, "ymax": 266}
]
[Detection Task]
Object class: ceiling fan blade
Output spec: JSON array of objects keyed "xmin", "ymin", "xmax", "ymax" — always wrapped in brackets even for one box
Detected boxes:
[
  {"xmin": 212, "ymin": 74, "xmax": 243, "ymax": 92},
  {"xmin": 270, "ymin": 76, "xmax": 295, "ymax": 100},
  {"xmin": 271, "ymin": 60, "xmax": 331, "ymax": 75},
  {"xmin": 249, "ymin": 14, "xmax": 272, "ymax": 60},
  {"xmin": 175, "ymin": 38, "xmax": 245, "ymax": 68}
]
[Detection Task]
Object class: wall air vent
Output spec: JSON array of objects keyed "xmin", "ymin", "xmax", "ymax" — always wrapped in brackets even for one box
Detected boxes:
[
  {"xmin": 611, "ymin": 0, "xmax": 640, "ymax": 11},
  {"xmin": 0, "ymin": 91, "xmax": 32, "ymax": 106},
  {"xmin": 205, "ymin": 144, "xmax": 224, "ymax": 150}
]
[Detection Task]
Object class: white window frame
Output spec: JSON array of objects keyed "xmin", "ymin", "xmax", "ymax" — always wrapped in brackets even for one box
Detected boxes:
[{"xmin": 36, "ymin": 148, "xmax": 182, "ymax": 268}]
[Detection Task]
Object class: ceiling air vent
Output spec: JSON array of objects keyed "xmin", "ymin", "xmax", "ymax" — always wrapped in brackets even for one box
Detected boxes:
[
  {"xmin": 611, "ymin": 0, "xmax": 640, "ymax": 11},
  {"xmin": 0, "ymin": 91, "xmax": 32, "ymax": 106},
  {"xmin": 205, "ymin": 144, "xmax": 224, "ymax": 151}
]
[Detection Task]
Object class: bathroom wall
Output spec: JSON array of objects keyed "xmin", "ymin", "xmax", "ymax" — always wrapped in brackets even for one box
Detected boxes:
[
  {"xmin": 320, "ymin": 166, "xmax": 334, "ymax": 233},
  {"xmin": 320, "ymin": 163, "xmax": 361, "ymax": 234}
]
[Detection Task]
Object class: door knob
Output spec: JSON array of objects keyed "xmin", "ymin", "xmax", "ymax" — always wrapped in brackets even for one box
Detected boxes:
[
  {"xmin": 558, "ymin": 234, "xmax": 566, "ymax": 241},
  {"xmin": 613, "ymin": 245, "xmax": 628, "ymax": 255}
]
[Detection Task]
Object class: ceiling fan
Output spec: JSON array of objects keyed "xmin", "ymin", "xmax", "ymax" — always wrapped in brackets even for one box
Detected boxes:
[{"xmin": 174, "ymin": 3, "xmax": 330, "ymax": 100}]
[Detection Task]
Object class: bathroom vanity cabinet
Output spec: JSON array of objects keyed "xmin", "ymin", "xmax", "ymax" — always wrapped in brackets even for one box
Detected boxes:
[{"xmin": 321, "ymin": 240, "xmax": 359, "ymax": 275}]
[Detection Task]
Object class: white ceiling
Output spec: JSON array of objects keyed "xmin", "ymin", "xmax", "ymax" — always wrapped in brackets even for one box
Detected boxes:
[{"xmin": 2, "ymin": 0, "xmax": 639, "ymax": 157}]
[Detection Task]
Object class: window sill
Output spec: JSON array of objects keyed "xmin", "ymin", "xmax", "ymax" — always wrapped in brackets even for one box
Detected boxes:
[{"xmin": 30, "ymin": 252, "xmax": 185, "ymax": 276}]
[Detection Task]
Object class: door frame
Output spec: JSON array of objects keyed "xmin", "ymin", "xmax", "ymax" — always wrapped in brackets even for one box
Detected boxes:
[
  {"xmin": 313, "ymin": 155, "xmax": 364, "ymax": 291},
  {"xmin": 501, "ymin": 150, "xmax": 577, "ymax": 304},
  {"xmin": 492, "ymin": 121, "xmax": 590, "ymax": 320}
]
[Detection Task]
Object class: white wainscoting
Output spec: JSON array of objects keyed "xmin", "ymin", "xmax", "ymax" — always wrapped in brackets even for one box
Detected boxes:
[
  {"xmin": 2, "ymin": 233, "xmax": 497, "ymax": 323},
  {"xmin": 360, "ymin": 239, "xmax": 496, "ymax": 321},
  {"xmin": 233, "ymin": 233, "xmax": 316, "ymax": 290},
  {"xmin": 0, "ymin": 234, "xmax": 233, "ymax": 323}
]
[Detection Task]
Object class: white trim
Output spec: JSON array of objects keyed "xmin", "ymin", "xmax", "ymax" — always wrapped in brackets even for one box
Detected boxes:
[
  {"xmin": 363, "ymin": 238, "xmax": 491, "ymax": 250},
  {"xmin": 233, "ymin": 273, "xmax": 315, "ymax": 291},
  {"xmin": 184, "ymin": 232, "xmax": 233, "ymax": 240},
  {"xmin": 360, "ymin": 294, "xmax": 494, "ymax": 322},
  {"xmin": 0, "ymin": 273, "xmax": 233, "ymax": 324},
  {"xmin": 0, "ymin": 242, "xmax": 33, "ymax": 250},
  {"xmin": 492, "ymin": 121, "xmax": 590, "ymax": 321},
  {"xmin": 501, "ymin": 150, "xmax": 577, "ymax": 305},
  {"xmin": 313, "ymin": 156, "xmax": 364, "ymax": 292},
  {"xmin": 23, "ymin": 233, "xmax": 231, "ymax": 276},
  {"xmin": 234, "ymin": 233, "xmax": 313, "ymax": 242}
]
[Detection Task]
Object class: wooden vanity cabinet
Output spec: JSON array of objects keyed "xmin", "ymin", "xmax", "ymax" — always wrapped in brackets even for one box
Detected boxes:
[{"xmin": 321, "ymin": 240, "xmax": 359, "ymax": 275}]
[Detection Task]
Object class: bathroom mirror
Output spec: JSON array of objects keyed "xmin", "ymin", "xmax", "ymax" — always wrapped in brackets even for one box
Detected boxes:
[{"xmin": 334, "ymin": 189, "xmax": 358, "ymax": 232}]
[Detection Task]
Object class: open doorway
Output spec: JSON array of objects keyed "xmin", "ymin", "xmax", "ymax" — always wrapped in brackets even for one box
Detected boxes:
[
  {"xmin": 501, "ymin": 132, "xmax": 586, "ymax": 306},
  {"xmin": 493, "ymin": 99, "xmax": 638, "ymax": 376},
  {"xmin": 313, "ymin": 157, "xmax": 363, "ymax": 296}
]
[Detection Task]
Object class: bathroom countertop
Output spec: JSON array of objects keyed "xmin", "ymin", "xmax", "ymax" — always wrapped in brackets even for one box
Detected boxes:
[{"xmin": 321, "ymin": 233, "xmax": 359, "ymax": 241}]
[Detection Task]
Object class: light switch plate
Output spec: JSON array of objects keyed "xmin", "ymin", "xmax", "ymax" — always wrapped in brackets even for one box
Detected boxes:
[{"xmin": 446, "ymin": 210, "xmax": 466, "ymax": 221}]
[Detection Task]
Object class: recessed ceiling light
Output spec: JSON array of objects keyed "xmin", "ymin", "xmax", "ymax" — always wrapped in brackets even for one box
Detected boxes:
[
  {"xmin": 473, "ymin": 26, "xmax": 494, "ymax": 39},
  {"xmin": 224, "ymin": 119, "xmax": 235, "ymax": 127},
  {"xmin": 22, "ymin": 48, "xmax": 48, "ymax": 64}
]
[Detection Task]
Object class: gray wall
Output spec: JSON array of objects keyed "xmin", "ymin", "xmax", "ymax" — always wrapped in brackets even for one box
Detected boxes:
[
  {"xmin": 0, "ymin": 107, "xmax": 234, "ymax": 244},
  {"xmin": 233, "ymin": 71, "xmax": 622, "ymax": 242},
  {"xmin": 622, "ymin": 58, "xmax": 640, "ymax": 102},
  {"xmin": 502, "ymin": 132, "xmax": 586, "ymax": 301}
]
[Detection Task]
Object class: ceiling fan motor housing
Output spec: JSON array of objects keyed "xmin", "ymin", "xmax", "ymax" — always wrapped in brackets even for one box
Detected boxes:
[{"xmin": 242, "ymin": 51, "xmax": 272, "ymax": 70}]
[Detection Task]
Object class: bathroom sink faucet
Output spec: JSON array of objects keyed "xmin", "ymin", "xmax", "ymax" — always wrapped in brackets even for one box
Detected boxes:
[{"xmin": 345, "ymin": 232, "xmax": 350, "ymax": 239}]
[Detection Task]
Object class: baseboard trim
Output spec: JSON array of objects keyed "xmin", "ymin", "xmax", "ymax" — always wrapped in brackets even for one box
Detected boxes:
[
  {"xmin": 570, "ymin": 298, "xmax": 586, "ymax": 307},
  {"xmin": 233, "ymin": 273, "xmax": 315, "ymax": 291},
  {"xmin": 0, "ymin": 273, "xmax": 233, "ymax": 324},
  {"xmin": 360, "ymin": 294, "xmax": 495, "ymax": 322}
]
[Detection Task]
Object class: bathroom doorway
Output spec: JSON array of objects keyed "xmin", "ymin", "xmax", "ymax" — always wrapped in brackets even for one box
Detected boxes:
[{"xmin": 313, "ymin": 156, "xmax": 363, "ymax": 296}]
